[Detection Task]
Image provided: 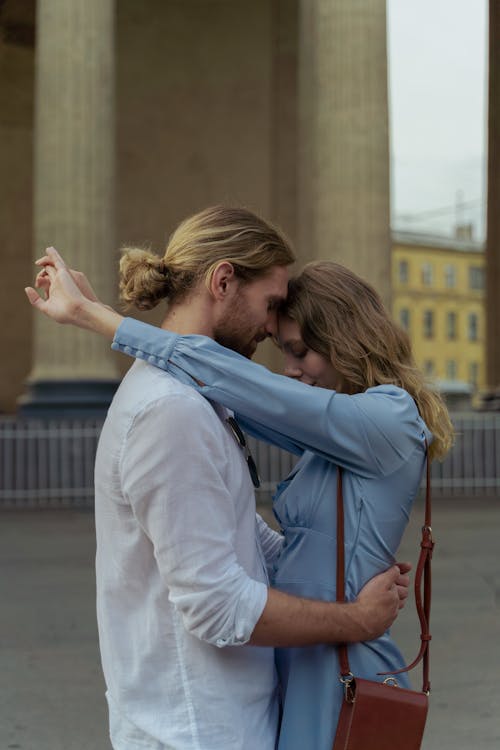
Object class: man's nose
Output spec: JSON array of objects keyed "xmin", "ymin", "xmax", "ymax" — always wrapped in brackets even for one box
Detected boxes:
[{"xmin": 264, "ymin": 310, "xmax": 279, "ymax": 337}]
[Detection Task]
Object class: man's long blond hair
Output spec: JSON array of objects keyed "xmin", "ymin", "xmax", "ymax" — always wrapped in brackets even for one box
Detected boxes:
[
  {"xmin": 119, "ymin": 206, "xmax": 295, "ymax": 311},
  {"xmin": 283, "ymin": 261, "xmax": 454, "ymax": 460}
]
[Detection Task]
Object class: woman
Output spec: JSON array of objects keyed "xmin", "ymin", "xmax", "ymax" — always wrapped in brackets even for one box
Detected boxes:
[{"xmin": 27, "ymin": 246, "xmax": 453, "ymax": 749}]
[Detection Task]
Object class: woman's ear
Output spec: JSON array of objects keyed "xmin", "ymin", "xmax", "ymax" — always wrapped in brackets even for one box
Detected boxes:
[{"xmin": 209, "ymin": 261, "xmax": 237, "ymax": 300}]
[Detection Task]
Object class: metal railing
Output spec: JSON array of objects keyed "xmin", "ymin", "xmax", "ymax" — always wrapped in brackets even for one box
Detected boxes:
[
  {"xmin": 0, "ymin": 418, "xmax": 101, "ymax": 508},
  {"xmin": 0, "ymin": 413, "xmax": 498, "ymax": 509}
]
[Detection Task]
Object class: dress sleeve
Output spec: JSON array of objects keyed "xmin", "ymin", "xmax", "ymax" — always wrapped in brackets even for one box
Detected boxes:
[
  {"xmin": 120, "ymin": 391, "xmax": 268, "ymax": 647},
  {"xmin": 113, "ymin": 317, "xmax": 426, "ymax": 477}
]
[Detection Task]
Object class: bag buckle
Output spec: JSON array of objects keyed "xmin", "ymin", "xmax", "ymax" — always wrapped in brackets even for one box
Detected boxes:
[
  {"xmin": 339, "ymin": 672, "xmax": 355, "ymax": 703},
  {"xmin": 383, "ymin": 676, "xmax": 400, "ymax": 687}
]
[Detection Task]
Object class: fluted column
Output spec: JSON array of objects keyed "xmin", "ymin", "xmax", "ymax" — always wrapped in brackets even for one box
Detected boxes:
[
  {"xmin": 22, "ymin": 0, "xmax": 118, "ymax": 415},
  {"xmin": 297, "ymin": 0, "xmax": 391, "ymax": 305}
]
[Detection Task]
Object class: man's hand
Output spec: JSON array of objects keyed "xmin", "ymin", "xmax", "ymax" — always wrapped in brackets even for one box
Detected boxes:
[
  {"xmin": 350, "ymin": 562, "xmax": 411, "ymax": 642},
  {"xmin": 394, "ymin": 561, "xmax": 411, "ymax": 608}
]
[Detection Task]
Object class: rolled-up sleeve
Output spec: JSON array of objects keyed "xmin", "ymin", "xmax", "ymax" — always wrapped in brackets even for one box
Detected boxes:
[{"xmin": 119, "ymin": 392, "xmax": 268, "ymax": 646}]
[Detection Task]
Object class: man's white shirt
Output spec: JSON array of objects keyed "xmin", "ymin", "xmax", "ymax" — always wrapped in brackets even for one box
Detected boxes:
[{"xmin": 94, "ymin": 360, "xmax": 282, "ymax": 749}]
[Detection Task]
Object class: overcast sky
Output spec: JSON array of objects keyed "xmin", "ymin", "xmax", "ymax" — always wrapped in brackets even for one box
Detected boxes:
[{"xmin": 387, "ymin": 0, "xmax": 488, "ymax": 240}]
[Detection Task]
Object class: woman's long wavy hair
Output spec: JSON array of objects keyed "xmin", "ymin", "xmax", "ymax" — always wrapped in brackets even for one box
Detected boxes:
[{"xmin": 282, "ymin": 261, "xmax": 454, "ymax": 460}]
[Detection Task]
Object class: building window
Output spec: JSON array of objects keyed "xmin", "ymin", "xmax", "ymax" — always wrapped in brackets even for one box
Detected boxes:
[
  {"xmin": 469, "ymin": 266, "xmax": 484, "ymax": 290},
  {"xmin": 469, "ymin": 362, "xmax": 479, "ymax": 387},
  {"xmin": 468, "ymin": 312, "xmax": 479, "ymax": 341},
  {"xmin": 444, "ymin": 264, "xmax": 456, "ymax": 288},
  {"xmin": 446, "ymin": 360, "xmax": 457, "ymax": 380},
  {"xmin": 398, "ymin": 260, "xmax": 409, "ymax": 284},
  {"xmin": 399, "ymin": 308, "xmax": 410, "ymax": 332},
  {"xmin": 424, "ymin": 360, "xmax": 435, "ymax": 376},
  {"xmin": 423, "ymin": 310, "xmax": 434, "ymax": 339},
  {"xmin": 446, "ymin": 311, "xmax": 457, "ymax": 340},
  {"xmin": 421, "ymin": 263, "xmax": 434, "ymax": 286}
]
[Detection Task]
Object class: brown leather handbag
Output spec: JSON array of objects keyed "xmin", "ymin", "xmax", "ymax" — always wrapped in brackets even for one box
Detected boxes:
[{"xmin": 332, "ymin": 451, "xmax": 433, "ymax": 750}]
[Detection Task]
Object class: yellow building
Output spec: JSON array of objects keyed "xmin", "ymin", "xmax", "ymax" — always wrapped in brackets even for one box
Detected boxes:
[{"xmin": 392, "ymin": 230, "xmax": 485, "ymax": 396}]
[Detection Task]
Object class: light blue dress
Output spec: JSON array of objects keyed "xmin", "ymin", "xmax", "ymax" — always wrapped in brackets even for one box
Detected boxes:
[{"xmin": 112, "ymin": 318, "xmax": 432, "ymax": 750}]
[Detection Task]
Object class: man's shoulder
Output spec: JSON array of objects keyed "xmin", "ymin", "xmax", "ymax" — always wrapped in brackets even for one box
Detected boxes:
[
  {"xmin": 111, "ymin": 360, "xmax": 217, "ymax": 421},
  {"xmin": 97, "ymin": 361, "xmax": 226, "ymax": 474}
]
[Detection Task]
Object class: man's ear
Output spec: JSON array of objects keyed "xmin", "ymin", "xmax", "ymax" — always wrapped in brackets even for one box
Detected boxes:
[{"xmin": 210, "ymin": 261, "xmax": 238, "ymax": 300}]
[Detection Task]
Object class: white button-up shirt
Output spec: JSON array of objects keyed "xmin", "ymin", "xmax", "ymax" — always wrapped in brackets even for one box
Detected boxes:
[{"xmin": 94, "ymin": 360, "xmax": 282, "ymax": 749}]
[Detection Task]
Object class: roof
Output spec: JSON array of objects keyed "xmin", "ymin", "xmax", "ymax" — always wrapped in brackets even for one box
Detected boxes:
[
  {"xmin": 392, "ymin": 229, "xmax": 484, "ymax": 254},
  {"xmin": 435, "ymin": 379, "xmax": 473, "ymax": 395}
]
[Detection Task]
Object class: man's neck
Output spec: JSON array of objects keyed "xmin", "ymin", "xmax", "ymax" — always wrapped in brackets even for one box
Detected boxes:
[{"xmin": 160, "ymin": 296, "xmax": 215, "ymax": 338}]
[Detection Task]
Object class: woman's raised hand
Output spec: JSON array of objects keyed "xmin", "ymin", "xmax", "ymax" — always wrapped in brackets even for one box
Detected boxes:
[
  {"xmin": 25, "ymin": 247, "xmax": 98, "ymax": 323},
  {"xmin": 25, "ymin": 247, "xmax": 123, "ymax": 338}
]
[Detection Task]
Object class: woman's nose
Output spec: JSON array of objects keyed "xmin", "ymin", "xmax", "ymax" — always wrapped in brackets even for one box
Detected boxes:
[{"xmin": 283, "ymin": 359, "xmax": 302, "ymax": 378}]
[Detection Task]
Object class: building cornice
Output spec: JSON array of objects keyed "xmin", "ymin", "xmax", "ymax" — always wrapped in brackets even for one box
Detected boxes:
[{"xmin": 392, "ymin": 229, "xmax": 484, "ymax": 254}]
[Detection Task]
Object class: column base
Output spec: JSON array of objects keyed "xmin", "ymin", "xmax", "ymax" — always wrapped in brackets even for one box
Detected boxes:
[{"xmin": 17, "ymin": 379, "xmax": 120, "ymax": 419}]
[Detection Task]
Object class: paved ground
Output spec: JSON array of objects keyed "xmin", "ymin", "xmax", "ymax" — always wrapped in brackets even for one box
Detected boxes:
[{"xmin": 1, "ymin": 496, "xmax": 499, "ymax": 750}]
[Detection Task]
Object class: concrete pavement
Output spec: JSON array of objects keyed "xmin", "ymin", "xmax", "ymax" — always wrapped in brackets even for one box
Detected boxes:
[
  {"xmin": 1, "ymin": 497, "xmax": 499, "ymax": 750},
  {"xmin": 394, "ymin": 496, "xmax": 500, "ymax": 750}
]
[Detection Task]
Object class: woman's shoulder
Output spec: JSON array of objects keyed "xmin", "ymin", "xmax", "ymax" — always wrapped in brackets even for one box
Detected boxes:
[
  {"xmin": 350, "ymin": 384, "xmax": 428, "ymax": 436},
  {"xmin": 346, "ymin": 385, "xmax": 430, "ymax": 471},
  {"xmin": 353, "ymin": 384, "xmax": 415, "ymax": 410},
  {"xmin": 363, "ymin": 383, "xmax": 410, "ymax": 397}
]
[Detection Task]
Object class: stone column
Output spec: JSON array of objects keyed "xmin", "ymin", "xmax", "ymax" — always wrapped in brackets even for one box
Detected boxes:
[
  {"xmin": 21, "ymin": 0, "xmax": 119, "ymax": 416},
  {"xmin": 485, "ymin": 0, "xmax": 500, "ymax": 401},
  {"xmin": 271, "ymin": 0, "xmax": 299, "ymax": 246},
  {"xmin": 297, "ymin": 0, "xmax": 391, "ymax": 305}
]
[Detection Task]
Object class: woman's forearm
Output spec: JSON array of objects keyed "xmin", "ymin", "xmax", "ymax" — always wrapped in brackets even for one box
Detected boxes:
[{"xmin": 76, "ymin": 300, "xmax": 124, "ymax": 340}]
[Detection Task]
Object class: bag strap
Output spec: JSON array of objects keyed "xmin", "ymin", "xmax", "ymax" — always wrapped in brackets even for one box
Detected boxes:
[{"xmin": 336, "ymin": 440, "xmax": 433, "ymax": 694}]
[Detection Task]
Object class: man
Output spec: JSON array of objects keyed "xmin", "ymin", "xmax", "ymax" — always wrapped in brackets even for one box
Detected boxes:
[{"xmin": 26, "ymin": 207, "xmax": 409, "ymax": 750}]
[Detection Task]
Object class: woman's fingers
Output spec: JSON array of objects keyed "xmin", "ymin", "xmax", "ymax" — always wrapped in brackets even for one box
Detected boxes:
[
  {"xmin": 36, "ymin": 265, "xmax": 54, "ymax": 283},
  {"xmin": 35, "ymin": 255, "xmax": 52, "ymax": 267},
  {"xmin": 46, "ymin": 246, "xmax": 68, "ymax": 268},
  {"xmin": 35, "ymin": 246, "xmax": 67, "ymax": 269},
  {"xmin": 25, "ymin": 286, "xmax": 47, "ymax": 309}
]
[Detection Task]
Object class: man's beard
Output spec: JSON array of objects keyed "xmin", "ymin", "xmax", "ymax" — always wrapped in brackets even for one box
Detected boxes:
[
  {"xmin": 213, "ymin": 300, "xmax": 260, "ymax": 359},
  {"xmin": 213, "ymin": 325, "xmax": 258, "ymax": 359}
]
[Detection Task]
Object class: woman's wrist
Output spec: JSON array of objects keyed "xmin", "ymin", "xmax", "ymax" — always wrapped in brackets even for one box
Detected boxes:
[{"xmin": 77, "ymin": 299, "xmax": 124, "ymax": 340}]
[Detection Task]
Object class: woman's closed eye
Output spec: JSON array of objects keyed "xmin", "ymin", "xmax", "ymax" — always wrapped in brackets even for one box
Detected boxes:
[{"xmin": 283, "ymin": 342, "xmax": 308, "ymax": 359}]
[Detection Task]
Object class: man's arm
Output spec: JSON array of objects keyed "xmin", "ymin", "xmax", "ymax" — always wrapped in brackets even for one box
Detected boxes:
[
  {"xmin": 122, "ymin": 392, "xmax": 271, "ymax": 647},
  {"xmin": 250, "ymin": 564, "xmax": 409, "ymax": 647}
]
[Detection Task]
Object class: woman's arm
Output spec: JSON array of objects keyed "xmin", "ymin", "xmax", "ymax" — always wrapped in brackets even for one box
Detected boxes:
[
  {"xmin": 26, "ymin": 248, "xmax": 424, "ymax": 474},
  {"xmin": 113, "ymin": 318, "xmax": 422, "ymax": 477}
]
